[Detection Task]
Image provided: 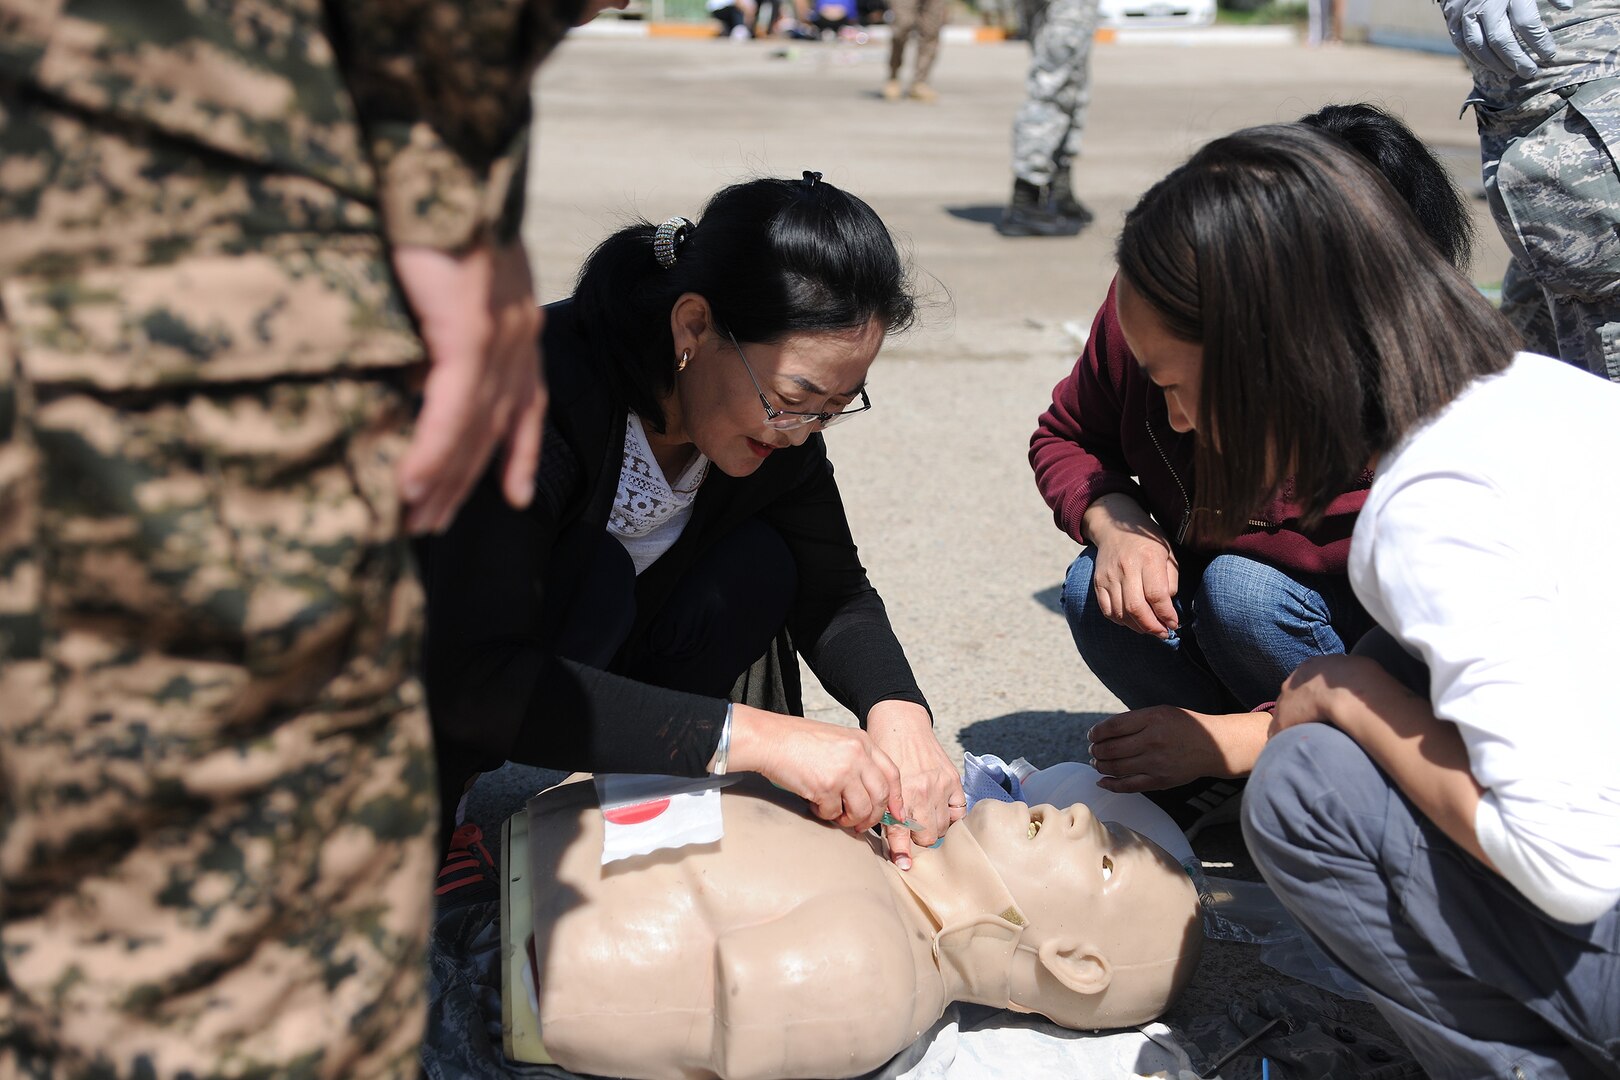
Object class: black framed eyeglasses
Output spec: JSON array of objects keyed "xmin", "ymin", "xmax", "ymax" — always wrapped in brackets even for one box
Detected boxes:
[{"xmin": 726, "ymin": 331, "xmax": 872, "ymax": 430}]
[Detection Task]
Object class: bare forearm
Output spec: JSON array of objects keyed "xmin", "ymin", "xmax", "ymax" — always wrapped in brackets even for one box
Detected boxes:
[
  {"xmin": 1079, "ymin": 492, "xmax": 1152, "ymax": 545},
  {"xmin": 1322, "ymin": 678, "xmax": 1494, "ymax": 870}
]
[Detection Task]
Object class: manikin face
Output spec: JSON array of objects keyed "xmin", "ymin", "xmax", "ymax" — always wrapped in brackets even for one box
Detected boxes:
[
  {"xmin": 961, "ymin": 799, "xmax": 1201, "ymax": 1027},
  {"xmin": 666, "ymin": 296, "xmax": 881, "ymax": 479},
  {"xmin": 1114, "ymin": 276, "xmax": 1205, "ymax": 435},
  {"xmin": 962, "ymin": 800, "xmax": 1190, "ymax": 934}
]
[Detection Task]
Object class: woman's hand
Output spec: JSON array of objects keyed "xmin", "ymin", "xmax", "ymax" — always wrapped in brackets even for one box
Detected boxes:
[
  {"xmin": 726, "ymin": 706, "xmax": 903, "ymax": 834},
  {"xmin": 1270, "ymin": 654, "xmax": 1389, "ymax": 737},
  {"xmin": 1089, "ymin": 705, "xmax": 1269, "ymax": 792},
  {"xmin": 1081, "ymin": 494, "xmax": 1180, "ymax": 639},
  {"xmin": 867, "ymin": 701, "xmax": 965, "ymax": 870}
]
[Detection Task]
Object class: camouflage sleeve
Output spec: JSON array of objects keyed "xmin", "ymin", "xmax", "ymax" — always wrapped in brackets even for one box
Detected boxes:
[{"xmin": 322, "ymin": 0, "xmax": 582, "ymax": 250}]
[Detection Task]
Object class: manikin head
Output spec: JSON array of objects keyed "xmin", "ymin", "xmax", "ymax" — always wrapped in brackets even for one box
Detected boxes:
[{"xmin": 929, "ymin": 799, "xmax": 1202, "ymax": 1030}]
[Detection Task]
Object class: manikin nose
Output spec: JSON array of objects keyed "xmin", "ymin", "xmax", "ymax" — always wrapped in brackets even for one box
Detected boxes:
[{"xmin": 1057, "ymin": 803, "xmax": 1094, "ymax": 829}]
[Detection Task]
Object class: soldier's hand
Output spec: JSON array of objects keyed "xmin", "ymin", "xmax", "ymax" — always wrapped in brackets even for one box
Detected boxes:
[
  {"xmin": 1440, "ymin": 0, "xmax": 1572, "ymax": 80},
  {"xmin": 392, "ymin": 243, "xmax": 546, "ymax": 534}
]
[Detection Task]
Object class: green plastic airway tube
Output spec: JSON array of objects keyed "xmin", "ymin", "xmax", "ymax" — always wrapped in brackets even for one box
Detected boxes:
[{"xmin": 770, "ymin": 781, "xmax": 944, "ymax": 845}]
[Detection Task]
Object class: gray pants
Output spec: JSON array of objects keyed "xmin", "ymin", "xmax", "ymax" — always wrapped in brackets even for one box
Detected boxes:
[
  {"xmin": 1480, "ymin": 76, "xmax": 1620, "ymax": 382},
  {"xmin": 1243, "ymin": 629, "xmax": 1620, "ymax": 1079},
  {"xmin": 1011, "ymin": 0, "xmax": 1100, "ymax": 186}
]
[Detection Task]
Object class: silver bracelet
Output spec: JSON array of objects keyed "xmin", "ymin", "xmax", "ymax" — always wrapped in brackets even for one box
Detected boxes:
[{"xmin": 710, "ymin": 702, "xmax": 733, "ymax": 777}]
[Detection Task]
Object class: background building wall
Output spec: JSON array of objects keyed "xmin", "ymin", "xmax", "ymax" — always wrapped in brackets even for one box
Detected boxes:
[{"xmin": 1345, "ymin": 0, "xmax": 1453, "ymax": 53}]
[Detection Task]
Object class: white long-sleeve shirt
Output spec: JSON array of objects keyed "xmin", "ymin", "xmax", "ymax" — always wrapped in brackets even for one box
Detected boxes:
[{"xmin": 1349, "ymin": 352, "xmax": 1620, "ymax": 925}]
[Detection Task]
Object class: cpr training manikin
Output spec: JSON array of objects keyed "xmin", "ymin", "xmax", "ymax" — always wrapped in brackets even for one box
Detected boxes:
[{"xmin": 520, "ymin": 776, "xmax": 1203, "ymax": 1079}]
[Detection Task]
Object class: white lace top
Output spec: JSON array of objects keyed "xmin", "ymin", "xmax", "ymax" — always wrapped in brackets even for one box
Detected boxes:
[{"xmin": 606, "ymin": 413, "xmax": 711, "ymax": 575}]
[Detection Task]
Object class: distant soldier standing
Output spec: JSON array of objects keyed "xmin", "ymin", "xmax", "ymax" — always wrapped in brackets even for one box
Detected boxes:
[
  {"xmin": 1440, "ymin": 0, "xmax": 1620, "ymax": 381},
  {"xmin": 0, "ymin": 0, "xmax": 589, "ymax": 1074},
  {"xmin": 884, "ymin": 0, "xmax": 948, "ymax": 102},
  {"xmin": 997, "ymin": 0, "xmax": 1101, "ymax": 236}
]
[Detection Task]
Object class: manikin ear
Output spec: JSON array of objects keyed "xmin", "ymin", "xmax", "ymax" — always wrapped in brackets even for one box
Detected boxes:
[
  {"xmin": 669, "ymin": 292, "xmax": 713, "ymax": 357},
  {"xmin": 1036, "ymin": 938, "xmax": 1112, "ymax": 996}
]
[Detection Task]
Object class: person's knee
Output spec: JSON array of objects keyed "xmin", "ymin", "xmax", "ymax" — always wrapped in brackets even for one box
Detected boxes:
[
  {"xmin": 1242, "ymin": 727, "xmax": 1316, "ymax": 862},
  {"xmin": 1196, "ymin": 555, "xmax": 1275, "ymax": 637},
  {"xmin": 1242, "ymin": 724, "xmax": 1374, "ymax": 875},
  {"xmin": 1060, "ymin": 548, "xmax": 1105, "ymax": 638},
  {"xmin": 1195, "ymin": 554, "xmax": 1333, "ymax": 659}
]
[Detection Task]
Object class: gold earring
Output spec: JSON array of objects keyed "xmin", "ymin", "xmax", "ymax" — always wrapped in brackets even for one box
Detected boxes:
[{"xmin": 677, "ymin": 349, "xmax": 691, "ymax": 373}]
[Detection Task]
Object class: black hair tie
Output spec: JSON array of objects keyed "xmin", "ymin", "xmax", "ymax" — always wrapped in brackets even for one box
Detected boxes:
[{"xmin": 801, "ymin": 171, "xmax": 823, "ymax": 190}]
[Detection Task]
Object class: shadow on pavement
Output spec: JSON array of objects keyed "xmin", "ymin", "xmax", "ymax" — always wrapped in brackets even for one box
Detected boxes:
[
  {"xmin": 957, "ymin": 708, "xmax": 1108, "ymax": 766},
  {"xmin": 1031, "ymin": 583, "xmax": 1063, "ymax": 614},
  {"xmin": 944, "ymin": 204, "xmax": 1006, "ymax": 226}
]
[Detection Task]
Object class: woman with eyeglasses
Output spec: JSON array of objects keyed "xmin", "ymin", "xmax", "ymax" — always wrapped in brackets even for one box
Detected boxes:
[
  {"xmin": 419, "ymin": 173, "xmax": 963, "ymax": 868},
  {"xmin": 1119, "ymin": 126, "xmax": 1620, "ymax": 1077}
]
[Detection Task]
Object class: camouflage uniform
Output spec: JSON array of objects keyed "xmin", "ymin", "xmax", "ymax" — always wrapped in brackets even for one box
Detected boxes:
[
  {"xmin": 1011, "ymin": 0, "xmax": 1101, "ymax": 187},
  {"xmin": 0, "ymin": 1, "xmax": 576, "ymax": 1075},
  {"xmin": 1465, "ymin": 1, "xmax": 1620, "ymax": 381},
  {"xmin": 887, "ymin": 0, "xmax": 947, "ymax": 89}
]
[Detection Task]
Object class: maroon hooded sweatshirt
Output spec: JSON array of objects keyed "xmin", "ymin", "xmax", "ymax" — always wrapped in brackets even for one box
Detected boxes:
[{"xmin": 1029, "ymin": 278, "xmax": 1370, "ymax": 575}]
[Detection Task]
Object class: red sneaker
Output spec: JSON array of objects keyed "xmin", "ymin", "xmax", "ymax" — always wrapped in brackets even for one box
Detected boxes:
[{"xmin": 435, "ymin": 822, "xmax": 495, "ymax": 898}]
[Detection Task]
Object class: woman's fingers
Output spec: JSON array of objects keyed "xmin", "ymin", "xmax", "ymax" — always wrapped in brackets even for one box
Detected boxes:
[
  {"xmin": 864, "ymin": 702, "xmax": 956, "ymax": 851},
  {"xmin": 1094, "ymin": 531, "xmax": 1181, "ymax": 637},
  {"xmin": 810, "ymin": 792, "xmax": 843, "ymax": 821},
  {"xmin": 883, "ymin": 822, "xmax": 913, "ymax": 869},
  {"xmin": 1096, "ymin": 772, "xmax": 1159, "ymax": 794},
  {"xmin": 837, "ymin": 783, "xmax": 876, "ymax": 832},
  {"xmin": 1090, "ymin": 707, "xmax": 1263, "ymax": 790},
  {"xmin": 1089, "ymin": 707, "xmax": 1150, "ymax": 742}
]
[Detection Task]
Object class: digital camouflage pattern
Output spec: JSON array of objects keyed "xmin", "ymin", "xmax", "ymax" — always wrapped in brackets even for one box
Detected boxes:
[
  {"xmin": 0, "ymin": 375, "xmax": 438, "ymax": 1078},
  {"xmin": 0, "ymin": 98, "xmax": 422, "ymax": 391},
  {"xmin": 1458, "ymin": 0, "xmax": 1620, "ymax": 104},
  {"xmin": 1011, "ymin": 0, "xmax": 1100, "ymax": 188},
  {"xmin": 0, "ymin": 0, "xmax": 584, "ymax": 252},
  {"xmin": 1466, "ymin": 2, "xmax": 1620, "ymax": 381},
  {"xmin": 887, "ymin": 0, "xmax": 947, "ymax": 89},
  {"xmin": 1498, "ymin": 254, "xmax": 1560, "ymax": 358},
  {"xmin": 0, "ymin": 0, "xmax": 581, "ymax": 1074}
]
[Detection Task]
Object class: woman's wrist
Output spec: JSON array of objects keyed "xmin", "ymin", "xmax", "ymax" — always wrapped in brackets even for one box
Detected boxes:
[
  {"xmin": 719, "ymin": 703, "xmax": 772, "ymax": 776},
  {"xmin": 1080, "ymin": 492, "xmax": 1153, "ymax": 545},
  {"xmin": 1216, "ymin": 709, "xmax": 1274, "ymax": 777},
  {"xmin": 707, "ymin": 702, "xmax": 735, "ymax": 776},
  {"xmin": 865, "ymin": 699, "xmax": 932, "ymax": 732}
]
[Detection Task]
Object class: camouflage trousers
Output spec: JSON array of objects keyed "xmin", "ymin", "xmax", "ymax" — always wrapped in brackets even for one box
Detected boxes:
[
  {"xmin": 0, "ymin": 99, "xmax": 437, "ymax": 1078},
  {"xmin": 888, "ymin": 0, "xmax": 948, "ymax": 86},
  {"xmin": 1480, "ymin": 75, "xmax": 1620, "ymax": 382},
  {"xmin": 1011, "ymin": 0, "xmax": 1101, "ymax": 186}
]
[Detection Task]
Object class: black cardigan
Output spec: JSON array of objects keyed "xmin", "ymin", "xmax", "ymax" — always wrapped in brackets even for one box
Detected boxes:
[{"xmin": 418, "ymin": 300, "xmax": 929, "ymax": 783}]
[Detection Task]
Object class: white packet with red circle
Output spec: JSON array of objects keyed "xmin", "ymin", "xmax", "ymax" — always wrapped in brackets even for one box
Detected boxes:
[{"xmin": 593, "ymin": 774, "xmax": 737, "ymax": 865}]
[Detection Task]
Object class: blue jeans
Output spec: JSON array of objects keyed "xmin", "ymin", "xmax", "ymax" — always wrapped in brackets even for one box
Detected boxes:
[
  {"xmin": 1244, "ymin": 632, "xmax": 1620, "ymax": 1078},
  {"xmin": 1061, "ymin": 549, "xmax": 1372, "ymax": 712}
]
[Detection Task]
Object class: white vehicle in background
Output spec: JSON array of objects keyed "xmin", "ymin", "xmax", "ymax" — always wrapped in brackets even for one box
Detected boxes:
[{"xmin": 1097, "ymin": 0, "xmax": 1216, "ymax": 28}]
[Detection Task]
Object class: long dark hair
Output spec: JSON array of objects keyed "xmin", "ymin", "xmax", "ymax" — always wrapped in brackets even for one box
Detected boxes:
[
  {"xmin": 1300, "ymin": 102, "xmax": 1474, "ymax": 271},
  {"xmin": 572, "ymin": 174, "xmax": 917, "ymax": 431},
  {"xmin": 1116, "ymin": 125, "xmax": 1515, "ymax": 543}
]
